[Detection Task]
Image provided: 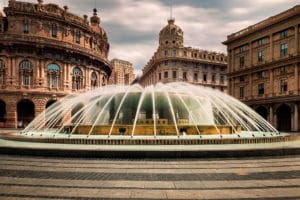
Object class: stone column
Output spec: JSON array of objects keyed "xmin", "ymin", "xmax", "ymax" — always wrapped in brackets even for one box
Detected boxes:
[
  {"xmin": 269, "ymin": 69, "xmax": 274, "ymax": 96},
  {"xmin": 5, "ymin": 97, "xmax": 17, "ymax": 128},
  {"xmin": 268, "ymin": 105, "xmax": 274, "ymax": 126},
  {"xmin": 249, "ymin": 42, "xmax": 253, "ymax": 66},
  {"xmin": 230, "ymin": 49, "xmax": 234, "ymax": 72},
  {"xmin": 249, "ymin": 74, "xmax": 253, "ymax": 97},
  {"xmin": 40, "ymin": 60, "xmax": 45, "ymax": 87},
  {"xmin": 273, "ymin": 110, "xmax": 277, "ymax": 129},
  {"xmin": 293, "ymin": 103, "xmax": 298, "ymax": 131},
  {"xmin": 227, "ymin": 51, "xmax": 231, "ymax": 73},
  {"xmin": 295, "ymin": 63, "xmax": 299, "ymax": 95},
  {"xmin": 295, "ymin": 25, "xmax": 299, "ymax": 54},
  {"xmin": 270, "ymin": 34, "xmax": 273, "ymax": 61},
  {"xmin": 6, "ymin": 56, "xmax": 11, "ymax": 81},
  {"xmin": 86, "ymin": 68, "xmax": 90, "ymax": 89},
  {"xmin": 11, "ymin": 57, "xmax": 16, "ymax": 87}
]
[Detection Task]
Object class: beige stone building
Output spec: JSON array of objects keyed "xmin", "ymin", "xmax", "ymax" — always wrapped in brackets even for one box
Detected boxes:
[
  {"xmin": 223, "ymin": 5, "xmax": 300, "ymax": 132},
  {"xmin": 0, "ymin": 0, "xmax": 111, "ymax": 128},
  {"xmin": 138, "ymin": 18, "xmax": 228, "ymax": 92},
  {"xmin": 109, "ymin": 59, "xmax": 135, "ymax": 85}
]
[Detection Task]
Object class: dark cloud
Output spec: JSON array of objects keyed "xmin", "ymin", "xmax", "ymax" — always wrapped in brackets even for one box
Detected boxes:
[{"xmin": 106, "ymin": 23, "xmax": 157, "ymax": 44}]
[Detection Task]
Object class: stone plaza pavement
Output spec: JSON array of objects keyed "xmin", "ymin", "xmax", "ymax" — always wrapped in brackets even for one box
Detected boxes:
[{"xmin": 0, "ymin": 154, "xmax": 300, "ymax": 199}]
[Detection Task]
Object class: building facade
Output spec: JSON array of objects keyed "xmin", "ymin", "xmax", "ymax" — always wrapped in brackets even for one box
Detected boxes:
[
  {"xmin": 0, "ymin": 0, "xmax": 111, "ymax": 128},
  {"xmin": 223, "ymin": 5, "xmax": 300, "ymax": 132},
  {"xmin": 109, "ymin": 59, "xmax": 135, "ymax": 85},
  {"xmin": 138, "ymin": 18, "xmax": 228, "ymax": 92}
]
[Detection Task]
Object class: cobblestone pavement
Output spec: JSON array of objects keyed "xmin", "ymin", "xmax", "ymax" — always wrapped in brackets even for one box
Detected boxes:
[{"xmin": 0, "ymin": 155, "xmax": 299, "ymax": 199}]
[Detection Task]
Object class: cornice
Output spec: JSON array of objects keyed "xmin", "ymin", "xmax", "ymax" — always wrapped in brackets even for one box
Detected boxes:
[{"xmin": 0, "ymin": 33, "xmax": 110, "ymax": 67}]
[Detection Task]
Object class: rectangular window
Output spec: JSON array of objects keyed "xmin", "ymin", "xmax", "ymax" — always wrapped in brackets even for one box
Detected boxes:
[
  {"xmin": 172, "ymin": 50, "xmax": 176, "ymax": 56},
  {"xmin": 164, "ymin": 61, "xmax": 168, "ymax": 66},
  {"xmin": 240, "ymin": 45, "xmax": 246, "ymax": 53},
  {"xmin": 280, "ymin": 29, "xmax": 288, "ymax": 38},
  {"xmin": 172, "ymin": 61, "xmax": 176, "ymax": 66},
  {"xmin": 203, "ymin": 74, "xmax": 207, "ymax": 82},
  {"xmin": 164, "ymin": 50, "xmax": 168, "ymax": 56},
  {"xmin": 239, "ymin": 56, "xmax": 245, "ymax": 68},
  {"xmin": 212, "ymin": 74, "xmax": 216, "ymax": 83},
  {"xmin": 52, "ymin": 25, "xmax": 57, "ymax": 38},
  {"xmin": 280, "ymin": 43, "xmax": 288, "ymax": 57},
  {"xmin": 280, "ymin": 66, "xmax": 287, "ymax": 75},
  {"xmin": 164, "ymin": 71, "xmax": 168, "ymax": 79},
  {"xmin": 258, "ymin": 38, "xmax": 265, "ymax": 46},
  {"xmin": 183, "ymin": 51, "xmax": 187, "ymax": 56},
  {"xmin": 203, "ymin": 64, "xmax": 207, "ymax": 70},
  {"xmin": 194, "ymin": 73, "xmax": 198, "ymax": 81},
  {"xmin": 183, "ymin": 72, "xmax": 187, "ymax": 81},
  {"xmin": 158, "ymin": 73, "xmax": 161, "ymax": 80},
  {"xmin": 220, "ymin": 75, "xmax": 224, "ymax": 84},
  {"xmin": 239, "ymin": 76, "xmax": 245, "ymax": 82},
  {"xmin": 183, "ymin": 61, "xmax": 187, "ymax": 67},
  {"xmin": 280, "ymin": 80, "xmax": 288, "ymax": 93},
  {"xmin": 75, "ymin": 33, "xmax": 81, "ymax": 44},
  {"xmin": 258, "ymin": 50, "xmax": 264, "ymax": 62},
  {"xmin": 257, "ymin": 71, "xmax": 265, "ymax": 79},
  {"xmin": 240, "ymin": 87, "xmax": 244, "ymax": 98},
  {"xmin": 172, "ymin": 71, "xmax": 177, "ymax": 79},
  {"xmin": 258, "ymin": 83, "xmax": 264, "ymax": 95},
  {"xmin": 24, "ymin": 22, "xmax": 29, "ymax": 33}
]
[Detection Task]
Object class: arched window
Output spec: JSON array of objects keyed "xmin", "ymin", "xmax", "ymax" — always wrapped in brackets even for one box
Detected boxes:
[
  {"xmin": 72, "ymin": 67, "xmax": 83, "ymax": 90},
  {"xmin": 19, "ymin": 60, "xmax": 33, "ymax": 87},
  {"xmin": 47, "ymin": 63, "xmax": 60, "ymax": 89},
  {"xmin": 91, "ymin": 72, "xmax": 97, "ymax": 88},
  {"xmin": 0, "ymin": 60, "xmax": 5, "ymax": 86}
]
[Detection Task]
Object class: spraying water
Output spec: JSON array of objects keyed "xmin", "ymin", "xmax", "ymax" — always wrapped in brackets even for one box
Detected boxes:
[{"xmin": 22, "ymin": 82, "xmax": 278, "ymax": 138}]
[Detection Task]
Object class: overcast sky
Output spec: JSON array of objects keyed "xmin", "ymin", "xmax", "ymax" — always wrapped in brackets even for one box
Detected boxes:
[{"xmin": 1, "ymin": 0, "xmax": 300, "ymax": 75}]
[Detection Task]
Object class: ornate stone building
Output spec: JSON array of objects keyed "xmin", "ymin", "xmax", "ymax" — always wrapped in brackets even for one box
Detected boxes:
[
  {"xmin": 138, "ymin": 18, "xmax": 228, "ymax": 92},
  {"xmin": 109, "ymin": 59, "xmax": 135, "ymax": 85},
  {"xmin": 223, "ymin": 5, "xmax": 300, "ymax": 132},
  {"xmin": 0, "ymin": 0, "xmax": 111, "ymax": 128}
]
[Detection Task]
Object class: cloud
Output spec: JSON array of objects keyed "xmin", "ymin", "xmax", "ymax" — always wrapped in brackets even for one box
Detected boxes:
[{"xmin": 1, "ymin": 0, "xmax": 300, "ymax": 72}]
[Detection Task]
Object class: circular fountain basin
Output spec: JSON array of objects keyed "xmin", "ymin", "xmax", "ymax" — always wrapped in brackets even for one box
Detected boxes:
[{"xmin": 2, "ymin": 82, "xmax": 297, "ymax": 158}]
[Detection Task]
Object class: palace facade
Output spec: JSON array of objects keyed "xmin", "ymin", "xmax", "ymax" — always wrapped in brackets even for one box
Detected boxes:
[
  {"xmin": 138, "ymin": 18, "xmax": 228, "ymax": 92},
  {"xmin": 109, "ymin": 59, "xmax": 135, "ymax": 85},
  {"xmin": 0, "ymin": 0, "xmax": 111, "ymax": 128},
  {"xmin": 223, "ymin": 5, "xmax": 300, "ymax": 132}
]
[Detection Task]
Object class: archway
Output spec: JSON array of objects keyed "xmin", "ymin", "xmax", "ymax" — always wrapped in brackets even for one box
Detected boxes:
[
  {"xmin": 276, "ymin": 104, "xmax": 291, "ymax": 131},
  {"xmin": 255, "ymin": 106, "xmax": 268, "ymax": 120},
  {"xmin": 0, "ymin": 100, "xmax": 6, "ymax": 127},
  {"xmin": 17, "ymin": 99, "xmax": 35, "ymax": 128},
  {"xmin": 45, "ymin": 100, "xmax": 62, "ymax": 127}
]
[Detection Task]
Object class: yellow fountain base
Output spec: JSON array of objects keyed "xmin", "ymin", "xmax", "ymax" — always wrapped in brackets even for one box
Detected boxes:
[{"xmin": 64, "ymin": 124, "xmax": 242, "ymax": 136}]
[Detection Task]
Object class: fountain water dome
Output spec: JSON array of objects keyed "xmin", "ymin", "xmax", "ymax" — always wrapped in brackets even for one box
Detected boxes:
[{"xmin": 22, "ymin": 82, "xmax": 279, "ymax": 138}]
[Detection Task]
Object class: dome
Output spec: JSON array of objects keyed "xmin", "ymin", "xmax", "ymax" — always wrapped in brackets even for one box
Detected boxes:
[
  {"xmin": 23, "ymin": 82, "xmax": 278, "ymax": 137},
  {"xmin": 159, "ymin": 18, "xmax": 184, "ymax": 48}
]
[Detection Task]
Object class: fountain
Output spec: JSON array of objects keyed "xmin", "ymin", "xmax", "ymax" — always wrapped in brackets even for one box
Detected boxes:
[
  {"xmin": 20, "ymin": 82, "xmax": 281, "ymax": 142},
  {"xmin": 1, "ymin": 82, "xmax": 299, "ymax": 157}
]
